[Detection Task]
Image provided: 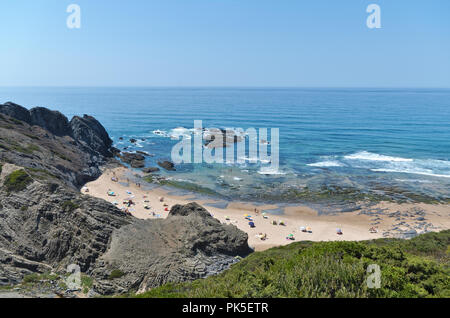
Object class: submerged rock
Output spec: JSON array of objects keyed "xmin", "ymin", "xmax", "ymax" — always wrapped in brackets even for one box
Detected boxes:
[
  {"xmin": 142, "ymin": 167, "xmax": 160, "ymax": 174},
  {"xmin": 157, "ymin": 160, "xmax": 175, "ymax": 171}
]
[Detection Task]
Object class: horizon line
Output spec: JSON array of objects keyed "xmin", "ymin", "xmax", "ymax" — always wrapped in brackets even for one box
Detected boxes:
[{"xmin": 1, "ymin": 85, "xmax": 450, "ymax": 90}]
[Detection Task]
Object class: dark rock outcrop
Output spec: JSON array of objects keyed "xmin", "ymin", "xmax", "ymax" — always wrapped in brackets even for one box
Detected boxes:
[
  {"xmin": 91, "ymin": 203, "xmax": 252, "ymax": 294},
  {"xmin": 0, "ymin": 102, "xmax": 32, "ymax": 124},
  {"xmin": 118, "ymin": 152, "xmax": 146, "ymax": 168},
  {"xmin": 157, "ymin": 160, "xmax": 175, "ymax": 171},
  {"xmin": 70, "ymin": 115, "xmax": 113, "ymax": 157},
  {"xmin": 29, "ymin": 107, "xmax": 72, "ymax": 137},
  {"xmin": 142, "ymin": 167, "xmax": 160, "ymax": 174}
]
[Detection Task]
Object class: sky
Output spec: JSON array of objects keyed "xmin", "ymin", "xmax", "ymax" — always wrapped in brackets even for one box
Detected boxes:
[{"xmin": 1, "ymin": 0, "xmax": 449, "ymax": 87}]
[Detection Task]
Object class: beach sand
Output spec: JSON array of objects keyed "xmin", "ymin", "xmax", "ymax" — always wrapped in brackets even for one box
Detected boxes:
[{"xmin": 82, "ymin": 167, "xmax": 450, "ymax": 251}]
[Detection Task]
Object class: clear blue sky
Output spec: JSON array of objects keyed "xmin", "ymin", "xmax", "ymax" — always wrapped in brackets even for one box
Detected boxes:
[{"xmin": 1, "ymin": 0, "xmax": 449, "ymax": 87}]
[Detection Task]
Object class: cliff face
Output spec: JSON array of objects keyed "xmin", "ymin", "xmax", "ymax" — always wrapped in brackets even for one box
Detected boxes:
[
  {"xmin": 0, "ymin": 102, "xmax": 114, "ymax": 188},
  {"xmin": 0, "ymin": 102, "xmax": 252, "ymax": 295}
]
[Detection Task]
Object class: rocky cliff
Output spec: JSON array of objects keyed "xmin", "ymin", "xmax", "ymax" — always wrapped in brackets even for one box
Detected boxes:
[{"xmin": 0, "ymin": 102, "xmax": 252, "ymax": 296}]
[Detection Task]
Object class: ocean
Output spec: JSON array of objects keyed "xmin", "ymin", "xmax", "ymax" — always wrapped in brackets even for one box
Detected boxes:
[{"xmin": 1, "ymin": 87, "xmax": 449, "ymax": 203}]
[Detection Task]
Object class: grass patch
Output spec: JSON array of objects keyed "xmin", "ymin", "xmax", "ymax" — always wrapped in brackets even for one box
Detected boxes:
[
  {"xmin": 135, "ymin": 231, "xmax": 450, "ymax": 298},
  {"xmin": 109, "ymin": 270, "xmax": 125, "ymax": 280},
  {"xmin": 4, "ymin": 169, "xmax": 33, "ymax": 192},
  {"xmin": 26, "ymin": 167, "xmax": 58, "ymax": 180},
  {"xmin": 8, "ymin": 118, "xmax": 24, "ymax": 125},
  {"xmin": 23, "ymin": 133, "xmax": 40, "ymax": 140},
  {"xmin": 81, "ymin": 275, "xmax": 94, "ymax": 294},
  {"xmin": 10, "ymin": 143, "xmax": 40, "ymax": 155},
  {"xmin": 61, "ymin": 201, "xmax": 80, "ymax": 212}
]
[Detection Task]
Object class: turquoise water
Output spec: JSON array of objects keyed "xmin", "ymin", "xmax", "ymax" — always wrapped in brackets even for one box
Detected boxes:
[{"xmin": 1, "ymin": 87, "xmax": 449, "ymax": 202}]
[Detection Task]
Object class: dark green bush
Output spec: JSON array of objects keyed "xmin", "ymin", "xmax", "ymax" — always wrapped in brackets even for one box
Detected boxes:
[
  {"xmin": 4, "ymin": 169, "xmax": 33, "ymax": 192},
  {"xmin": 109, "ymin": 270, "xmax": 125, "ymax": 280},
  {"xmin": 61, "ymin": 201, "xmax": 80, "ymax": 212}
]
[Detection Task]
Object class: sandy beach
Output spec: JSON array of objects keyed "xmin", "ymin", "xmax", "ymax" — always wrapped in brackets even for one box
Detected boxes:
[{"xmin": 82, "ymin": 167, "xmax": 450, "ymax": 251}]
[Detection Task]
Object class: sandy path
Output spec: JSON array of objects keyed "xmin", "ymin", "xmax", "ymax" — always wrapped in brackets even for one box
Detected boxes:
[{"xmin": 82, "ymin": 167, "xmax": 450, "ymax": 251}]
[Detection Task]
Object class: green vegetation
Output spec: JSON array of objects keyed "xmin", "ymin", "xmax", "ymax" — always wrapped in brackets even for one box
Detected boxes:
[
  {"xmin": 3, "ymin": 169, "xmax": 33, "ymax": 192},
  {"xmin": 61, "ymin": 200, "xmax": 80, "ymax": 212},
  {"xmin": 109, "ymin": 270, "xmax": 125, "ymax": 280},
  {"xmin": 135, "ymin": 231, "xmax": 450, "ymax": 298},
  {"xmin": 26, "ymin": 167, "xmax": 58, "ymax": 180},
  {"xmin": 142, "ymin": 175, "xmax": 154, "ymax": 183},
  {"xmin": 81, "ymin": 274, "xmax": 94, "ymax": 294},
  {"xmin": 23, "ymin": 133, "xmax": 40, "ymax": 141},
  {"xmin": 0, "ymin": 163, "xmax": 2, "ymax": 174},
  {"xmin": 9, "ymin": 117, "xmax": 24, "ymax": 126},
  {"xmin": 9, "ymin": 143, "xmax": 40, "ymax": 155}
]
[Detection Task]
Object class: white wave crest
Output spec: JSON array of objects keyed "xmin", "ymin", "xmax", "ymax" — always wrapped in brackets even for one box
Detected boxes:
[
  {"xmin": 307, "ymin": 160, "xmax": 343, "ymax": 167},
  {"xmin": 257, "ymin": 168, "xmax": 286, "ymax": 175},
  {"xmin": 344, "ymin": 151, "xmax": 413, "ymax": 162}
]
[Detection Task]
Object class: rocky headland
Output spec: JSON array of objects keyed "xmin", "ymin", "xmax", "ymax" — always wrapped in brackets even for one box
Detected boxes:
[{"xmin": 0, "ymin": 102, "xmax": 252, "ymax": 297}]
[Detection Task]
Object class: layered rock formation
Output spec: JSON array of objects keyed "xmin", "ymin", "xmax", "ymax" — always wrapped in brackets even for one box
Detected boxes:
[
  {"xmin": 0, "ymin": 102, "xmax": 252, "ymax": 295},
  {"xmin": 91, "ymin": 203, "xmax": 251, "ymax": 294},
  {"xmin": 0, "ymin": 102, "xmax": 115, "ymax": 188}
]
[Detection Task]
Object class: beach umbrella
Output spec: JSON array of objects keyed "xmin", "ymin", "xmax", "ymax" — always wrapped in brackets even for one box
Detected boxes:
[
  {"xmin": 249, "ymin": 222, "xmax": 255, "ymax": 228},
  {"xmin": 300, "ymin": 226, "xmax": 306, "ymax": 232},
  {"xmin": 306, "ymin": 227, "xmax": 312, "ymax": 232}
]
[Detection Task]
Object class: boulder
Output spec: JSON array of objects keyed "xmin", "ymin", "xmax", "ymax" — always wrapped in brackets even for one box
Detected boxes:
[
  {"xmin": 142, "ymin": 167, "xmax": 160, "ymax": 174},
  {"xmin": 157, "ymin": 160, "xmax": 175, "ymax": 171}
]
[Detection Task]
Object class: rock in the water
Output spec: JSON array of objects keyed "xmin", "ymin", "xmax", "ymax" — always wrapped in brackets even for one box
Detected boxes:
[
  {"xmin": 157, "ymin": 160, "xmax": 175, "ymax": 171},
  {"xmin": 118, "ymin": 152, "xmax": 146, "ymax": 168},
  {"xmin": 142, "ymin": 167, "xmax": 160, "ymax": 174}
]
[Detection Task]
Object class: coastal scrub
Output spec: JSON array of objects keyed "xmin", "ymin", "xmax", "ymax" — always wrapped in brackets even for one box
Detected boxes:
[{"xmin": 3, "ymin": 169, "xmax": 33, "ymax": 192}]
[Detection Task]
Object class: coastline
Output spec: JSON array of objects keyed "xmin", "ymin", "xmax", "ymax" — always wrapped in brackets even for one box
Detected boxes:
[{"xmin": 83, "ymin": 166, "xmax": 450, "ymax": 251}]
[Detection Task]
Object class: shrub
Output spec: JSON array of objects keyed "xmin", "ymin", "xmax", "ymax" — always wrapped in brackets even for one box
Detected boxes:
[
  {"xmin": 61, "ymin": 201, "xmax": 80, "ymax": 212},
  {"xmin": 4, "ymin": 169, "xmax": 33, "ymax": 192},
  {"xmin": 135, "ymin": 230, "xmax": 450, "ymax": 298},
  {"xmin": 109, "ymin": 270, "xmax": 125, "ymax": 280}
]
